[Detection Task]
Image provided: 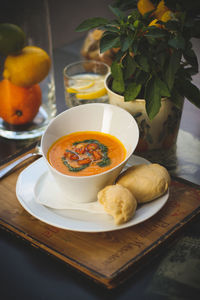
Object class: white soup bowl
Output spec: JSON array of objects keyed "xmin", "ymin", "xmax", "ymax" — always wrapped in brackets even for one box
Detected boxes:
[{"xmin": 41, "ymin": 103, "xmax": 139, "ymax": 203}]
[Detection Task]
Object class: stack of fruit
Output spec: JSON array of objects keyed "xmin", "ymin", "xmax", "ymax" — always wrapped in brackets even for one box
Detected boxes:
[{"xmin": 0, "ymin": 23, "xmax": 51, "ymax": 125}]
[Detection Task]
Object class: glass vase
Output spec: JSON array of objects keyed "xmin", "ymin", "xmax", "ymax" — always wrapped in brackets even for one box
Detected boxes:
[{"xmin": 0, "ymin": 0, "xmax": 56, "ymax": 139}]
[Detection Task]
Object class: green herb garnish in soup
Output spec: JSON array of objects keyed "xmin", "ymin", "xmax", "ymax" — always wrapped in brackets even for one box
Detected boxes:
[{"xmin": 47, "ymin": 131, "xmax": 126, "ymax": 176}]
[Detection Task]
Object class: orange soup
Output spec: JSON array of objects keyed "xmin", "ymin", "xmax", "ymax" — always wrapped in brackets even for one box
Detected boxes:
[{"xmin": 47, "ymin": 131, "xmax": 126, "ymax": 176}]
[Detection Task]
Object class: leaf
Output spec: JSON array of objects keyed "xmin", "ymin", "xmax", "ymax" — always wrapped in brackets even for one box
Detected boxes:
[
  {"xmin": 185, "ymin": 46, "xmax": 197, "ymax": 58},
  {"xmin": 145, "ymin": 77, "xmax": 161, "ymax": 120},
  {"xmin": 135, "ymin": 70, "xmax": 149, "ymax": 85},
  {"xmin": 144, "ymin": 28, "xmax": 166, "ymax": 38},
  {"xmin": 136, "ymin": 55, "xmax": 150, "ymax": 72},
  {"xmin": 176, "ymin": 67, "xmax": 192, "ymax": 85},
  {"xmin": 103, "ymin": 25, "xmax": 120, "ymax": 33},
  {"xmin": 124, "ymin": 82, "xmax": 142, "ymax": 101},
  {"xmin": 183, "ymin": 48, "xmax": 198, "ymax": 73},
  {"xmin": 193, "ymin": 20, "xmax": 200, "ymax": 38},
  {"xmin": 109, "ymin": 5, "xmax": 125, "ymax": 19},
  {"xmin": 111, "ymin": 61, "xmax": 123, "ymax": 80},
  {"xmin": 130, "ymin": 9, "xmax": 141, "ymax": 20},
  {"xmin": 157, "ymin": 52, "xmax": 167, "ymax": 68},
  {"xmin": 184, "ymin": 67, "xmax": 198, "ymax": 76},
  {"xmin": 168, "ymin": 35, "xmax": 185, "ymax": 50},
  {"xmin": 184, "ymin": 17, "xmax": 194, "ymax": 28},
  {"xmin": 112, "ymin": 78, "xmax": 125, "ymax": 94},
  {"xmin": 123, "ymin": 55, "xmax": 137, "ymax": 79},
  {"xmin": 120, "ymin": 35, "xmax": 133, "ymax": 52},
  {"xmin": 132, "ymin": 41, "xmax": 139, "ymax": 53},
  {"xmin": 156, "ymin": 41, "xmax": 169, "ymax": 53},
  {"xmin": 156, "ymin": 77, "xmax": 171, "ymax": 97},
  {"xmin": 115, "ymin": 50, "xmax": 125, "ymax": 62},
  {"xmin": 100, "ymin": 34, "xmax": 120, "ymax": 53},
  {"xmin": 129, "ymin": 23, "xmax": 136, "ymax": 31},
  {"xmin": 75, "ymin": 18, "xmax": 108, "ymax": 32},
  {"xmin": 111, "ymin": 61, "xmax": 125, "ymax": 94},
  {"xmin": 164, "ymin": 50, "xmax": 181, "ymax": 90},
  {"xmin": 171, "ymin": 86, "xmax": 184, "ymax": 109},
  {"xmin": 178, "ymin": 79, "xmax": 200, "ymax": 108},
  {"xmin": 164, "ymin": 20, "xmax": 180, "ymax": 31}
]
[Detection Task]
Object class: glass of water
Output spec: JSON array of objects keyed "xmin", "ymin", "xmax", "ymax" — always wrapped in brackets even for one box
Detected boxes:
[{"xmin": 63, "ymin": 60, "xmax": 110, "ymax": 108}]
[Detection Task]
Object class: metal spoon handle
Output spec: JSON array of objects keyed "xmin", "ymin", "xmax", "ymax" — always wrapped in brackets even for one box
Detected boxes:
[{"xmin": 0, "ymin": 152, "xmax": 38, "ymax": 179}]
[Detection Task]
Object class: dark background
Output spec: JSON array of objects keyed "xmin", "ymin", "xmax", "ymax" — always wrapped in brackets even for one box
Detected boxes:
[{"xmin": 0, "ymin": 1, "xmax": 200, "ymax": 299}]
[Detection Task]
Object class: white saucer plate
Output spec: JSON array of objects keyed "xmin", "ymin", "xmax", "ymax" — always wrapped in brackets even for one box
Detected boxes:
[{"xmin": 16, "ymin": 156, "xmax": 169, "ymax": 232}]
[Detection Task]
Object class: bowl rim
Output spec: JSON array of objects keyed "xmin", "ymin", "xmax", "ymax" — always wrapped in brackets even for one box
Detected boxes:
[{"xmin": 41, "ymin": 103, "xmax": 139, "ymax": 179}]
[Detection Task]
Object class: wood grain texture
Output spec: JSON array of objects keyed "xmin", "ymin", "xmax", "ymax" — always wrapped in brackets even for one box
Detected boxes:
[{"xmin": 0, "ymin": 159, "xmax": 200, "ymax": 289}]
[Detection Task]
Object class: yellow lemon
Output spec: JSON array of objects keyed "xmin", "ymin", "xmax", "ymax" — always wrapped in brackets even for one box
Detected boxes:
[
  {"xmin": 67, "ymin": 76, "xmax": 95, "ymax": 93},
  {"xmin": 154, "ymin": 0, "xmax": 168, "ymax": 19},
  {"xmin": 137, "ymin": 0, "xmax": 155, "ymax": 16},
  {"xmin": 76, "ymin": 80, "xmax": 107, "ymax": 100},
  {"xmin": 3, "ymin": 46, "xmax": 51, "ymax": 87}
]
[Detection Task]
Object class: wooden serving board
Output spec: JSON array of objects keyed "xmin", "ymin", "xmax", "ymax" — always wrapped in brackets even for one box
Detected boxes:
[{"xmin": 0, "ymin": 156, "xmax": 200, "ymax": 289}]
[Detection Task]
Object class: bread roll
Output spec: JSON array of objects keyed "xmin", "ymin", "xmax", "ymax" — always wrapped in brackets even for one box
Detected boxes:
[
  {"xmin": 98, "ymin": 184, "xmax": 137, "ymax": 225},
  {"xmin": 116, "ymin": 164, "xmax": 170, "ymax": 203}
]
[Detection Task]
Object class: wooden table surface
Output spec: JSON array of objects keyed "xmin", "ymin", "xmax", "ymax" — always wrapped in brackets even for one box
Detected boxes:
[{"xmin": 0, "ymin": 40, "xmax": 200, "ymax": 299}]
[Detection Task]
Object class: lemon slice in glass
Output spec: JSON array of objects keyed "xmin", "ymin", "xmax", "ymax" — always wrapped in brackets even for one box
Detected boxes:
[
  {"xmin": 67, "ymin": 81, "xmax": 94, "ymax": 93},
  {"xmin": 76, "ymin": 79, "xmax": 107, "ymax": 100},
  {"xmin": 67, "ymin": 74, "xmax": 95, "ymax": 93}
]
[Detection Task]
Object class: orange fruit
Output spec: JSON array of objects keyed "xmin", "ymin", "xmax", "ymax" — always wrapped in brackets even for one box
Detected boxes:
[
  {"xmin": 3, "ymin": 46, "xmax": 51, "ymax": 87},
  {"xmin": 154, "ymin": 0, "xmax": 168, "ymax": 19},
  {"xmin": 137, "ymin": 0, "xmax": 155, "ymax": 16},
  {"xmin": 149, "ymin": 10, "xmax": 173, "ymax": 28},
  {"xmin": 0, "ymin": 79, "xmax": 41, "ymax": 125}
]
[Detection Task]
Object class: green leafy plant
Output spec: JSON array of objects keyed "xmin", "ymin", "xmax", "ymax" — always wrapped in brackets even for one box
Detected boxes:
[{"xmin": 76, "ymin": 0, "xmax": 200, "ymax": 119}]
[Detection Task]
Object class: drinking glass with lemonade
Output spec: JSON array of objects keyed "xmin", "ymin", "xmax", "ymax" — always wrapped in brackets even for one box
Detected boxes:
[{"xmin": 63, "ymin": 60, "xmax": 110, "ymax": 108}]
